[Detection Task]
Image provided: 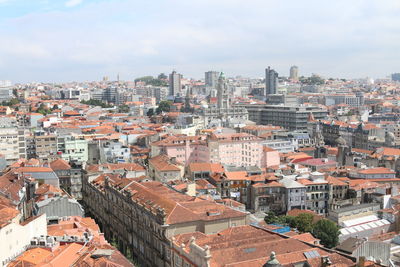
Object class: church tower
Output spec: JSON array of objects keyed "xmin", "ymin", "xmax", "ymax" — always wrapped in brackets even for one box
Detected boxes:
[{"xmin": 217, "ymin": 72, "xmax": 230, "ymax": 110}]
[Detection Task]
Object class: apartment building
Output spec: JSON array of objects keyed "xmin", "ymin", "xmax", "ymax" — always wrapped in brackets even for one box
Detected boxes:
[
  {"xmin": 82, "ymin": 175, "xmax": 248, "ymax": 267},
  {"xmin": 57, "ymin": 135, "xmax": 88, "ymax": 162},
  {"xmin": 298, "ymin": 174, "xmax": 330, "ymax": 215},
  {"xmin": 208, "ymin": 132, "xmax": 263, "ymax": 167},
  {"xmin": 0, "ymin": 128, "xmax": 26, "ymax": 164},
  {"xmin": 243, "ymin": 104, "xmax": 328, "ymax": 131}
]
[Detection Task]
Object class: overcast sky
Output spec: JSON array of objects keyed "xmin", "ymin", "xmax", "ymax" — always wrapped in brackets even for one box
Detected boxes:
[{"xmin": 0, "ymin": 0, "xmax": 399, "ymax": 83}]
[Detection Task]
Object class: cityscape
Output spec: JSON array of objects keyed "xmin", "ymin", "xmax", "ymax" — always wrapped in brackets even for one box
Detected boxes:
[{"xmin": 1, "ymin": 1, "xmax": 400, "ymax": 267}]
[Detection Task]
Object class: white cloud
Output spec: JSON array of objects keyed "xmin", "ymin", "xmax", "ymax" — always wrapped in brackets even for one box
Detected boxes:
[{"xmin": 65, "ymin": 0, "xmax": 83, "ymax": 8}]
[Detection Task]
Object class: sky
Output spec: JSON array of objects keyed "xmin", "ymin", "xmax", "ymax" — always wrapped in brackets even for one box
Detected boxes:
[{"xmin": 0, "ymin": 0, "xmax": 399, "ymax": 83}]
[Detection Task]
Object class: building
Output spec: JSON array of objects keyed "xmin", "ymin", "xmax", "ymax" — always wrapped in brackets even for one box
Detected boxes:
[
  {"xmin": 196, "ymin": 72, "xmax": 249, "ymax": 127},
  {"xmin": 82, "ymin": 177, "xmax": 248, "ymax": 267},
  {"xmin": 265, "ymin": 66, "xmax": 278, "ymax": 96},
  {"xmin": 31, "ymin": 131, "xmax": 58, "ymax": 161},
  {"xmin": 50, "ymin": 159, "xmax": 83, "ymax": 199},
  {"xmin": 392, "ymin": 73, "xmax": 400, "ymax": 82},
  {"xmin": 208, "ymin": 133, "xmax": 264, "ymax": 167},
  {"xmin": 205, "ymin": 71, "xmax": 219, "ymax": 88},
  {"xmin": 57, "ymin": 135, "xmax": 88, "ymax": 162},
  {"xmin": 280, "ymin": 178, "xmax": 307, "ymax": 211},
  {"xmin": 244, "ymin": 104, "xmax": 328, "ymax": 131},
  {"xmin": 249, "ymin": 181, "xmax": 286, "ymax": 213},
  {"xmin": 290, "ymin": 65, "xmax": 299, "ymax": 80},
  {"xmin": 0, "ymin": 195, "xmax": 47, "ymax": 267},
  {"xmin": 171, "ymin": 225, "xmax": 355, "ymax": 267},
  {"xmin": 0, "ymin": 128, "xmax": 26, "ymax": 164},
  {"xmin": 169, "ymin": 70, "xmax": 182, "ymax": 97},
  {"xmin": 148, "ymin": 154, "xmax": 184, "ymax": 182}
]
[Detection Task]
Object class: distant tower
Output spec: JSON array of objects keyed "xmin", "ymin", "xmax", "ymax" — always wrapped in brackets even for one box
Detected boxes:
[
  {"xmin": 169, "ymin": 70, "xmax": 182, "ymax": 97},
  {"xmin": 336, "ymin": 136, "xmax": 349, "ymax": 167},
  {"xmin": 217, "ymin": 72, "xmax": 229, "ymax": 110},
  {"xmin": 265, "ymin": 67, "xmax": 278, "ymax": 96},
  {"xmin": 205, "ymin": 71, "xmax": 220, "ymax": 88},
  {"xmin": 289, "ymin": 66, "xmax": 299, "ymax": 81}
]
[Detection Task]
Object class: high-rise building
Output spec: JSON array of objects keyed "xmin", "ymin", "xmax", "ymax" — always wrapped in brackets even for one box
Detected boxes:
[
  {"xmin": 205, "ymin": 71, "xmax": 219, "ymax": 88},
  {"xmin": 265, "ymin": 66, "xmax": 278, "ymax": 96},
  {"xmin": 391, "ymin": 73, "xmax": 400, "ymax": 82},
  {"xmin": 290, "ymin": 65, "xmax": 299, "ymax": 80},
  {"xmin": 169, "ymin": 70, "xmax": 182, "ymax": 96}
]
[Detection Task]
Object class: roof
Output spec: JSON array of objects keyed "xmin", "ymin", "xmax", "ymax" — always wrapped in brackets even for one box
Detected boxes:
[
  {"xmin": 188, "ymin": 162, "xmax": 224, "ymax": 174},
  {"xmin": 149, "ymin": 154, "xmax": 181, "ymax": 172},
  {"xmin": 357, "ymin": 167, "xmax": 395, "ymax": 175},
  {"xmin": 50, "ymin": 158, "xmax": 71, "ymax": 170},
  {"xmin": 172, "ymin": 225, "xmax": 354, "ymax": 267}
]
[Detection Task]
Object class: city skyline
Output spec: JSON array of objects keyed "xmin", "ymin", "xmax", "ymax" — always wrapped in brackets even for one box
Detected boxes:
[{"xmin": 1, "ymin": 0, "xmax": 400, "ymax": 82}]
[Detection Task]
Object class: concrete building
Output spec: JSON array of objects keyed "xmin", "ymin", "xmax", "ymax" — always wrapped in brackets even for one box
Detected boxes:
[
  {"xmin": 31, "ymin": 131, "xmax": 58, "ymax": 161},
  {"xmin": 280, "ymin": 178, "xmax": 307, "ymax": 211},
  {"xmin": 82, "ymin": 176, "xmax": 248, "ymax": 267},
  {"xmin": 289, "ymin": 65, "xmax": 299, "ymax": 80},
  {"xmin": 205, "ymin": 71, "xmax": 219, "ymax": 88},
  {"xmin": 57, "ymin": 135, "xmax": 88, "ymax": 162},
  {"xmin": 244, "ymin": 104, "xmax": 328, "ymax": 131},
  {"xmin": 0, "ymin": 201, "xmax": 47, "ymax": 267},
  {"xmin": 169, "ymin": 70, "xmax": 182, "ymax": 97},
  {"xmin": 148, "ymin": 154, "xmax": 184, "ymax": 182},
  {"xmin": 0, "ymin": 128, "xmax": 26, "ymax": 164},
  {"xmin": 265, "ymin": 66, "xmax": 278, "ymax": 96}
]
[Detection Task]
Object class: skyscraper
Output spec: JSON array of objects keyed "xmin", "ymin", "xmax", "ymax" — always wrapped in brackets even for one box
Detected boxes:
[
  {"xmin": 290, "ymin": 66, "xmax": 299, "ymax": 81},
  {"xmin": 169, "ymin": 70, "xmax": 182, "ymax": 97},
  {"xmin": 205, "ymin": 71, "xmax": 219, "ymax": 88},
  {"xmin": 265, "ymin": 67, "xmax": 278, "ymax": 96}
]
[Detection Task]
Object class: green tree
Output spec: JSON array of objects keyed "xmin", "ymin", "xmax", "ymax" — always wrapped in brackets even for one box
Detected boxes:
[
  {"xmin": 52, "ymin": 104, "xmax": 59, "ymax": 110},
  {"xmin": 292, "ymin": 213, "xmax": 314, "ymax": 233},
  {"xmin": 37, "ymin": 103, "xmax": 51, "ymax": 115},
  {"xmin": 156, "ymin": 101, "xmax": 171, "ymax": 114},
  {"xmin": 118, "ymin": 104, "xmax": 129, "ymax": 113},
  {"xmin": 313, "ymin": 219, "xmax": 340, "ymax": 248},
  {"xmin": 264, "ymin": 211, "xmax": 279, "ymax": 224},
  {"xmin": 158, "ymin": 73, "xmax": 167, "ymax": 80},
  {"xmin": 1, "ymin": 98, "xmax": 19, "ymax": 106},
  {"xmin": 146, "ymin": 108, "xmax": 154, "ymax": 117},
  {"xmin": 12, "ymin": 88, "xmax": 18, "ymax": 97}
]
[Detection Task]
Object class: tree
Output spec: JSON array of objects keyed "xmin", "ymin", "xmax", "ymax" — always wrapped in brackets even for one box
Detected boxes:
[
  {"xmin": 147, "ymin": 108, "xmax": 154, "ymax": 117},
  {"xmin": 156, "ymin": 100, "xmax": 171, "ymax": 114},
  {"xmin": 52, "ymin": 104, "xmax": 59, "ymax": 110},
  {"xmin": 158, "ymin": 73, "xmax": 167, "ymax": 80},
  {"xmin": 37, "ymin": 103, "xmax": 51, "ymax": 115},
  {"xmin": 81, "ymin": 99, "xmax": 113, "ymax": 108},
  {"xmin": 1, "ymin": 98, "xmax": 19, "ymax": 106},
  {"xmin": 313, "ymin": 219, "xmax": 340, "ymax": 248},
  {"xmin": 118, "ymin": 104, "xmax": 129, "ymax": 113},
  {"xmin": 264, "ymin": 211, "xmax": 279, "ymax": 224},
  {"xmin": 292, "ymin": 213, "xmax": 314, "ymax": 233}
]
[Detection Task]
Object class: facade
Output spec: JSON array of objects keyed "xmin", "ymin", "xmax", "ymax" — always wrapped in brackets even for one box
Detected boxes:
[
  {"xmin": 0, "ymin": 128, "xmax": 26, "ymax": 164},
  {"xmin": 265, "ymin": 66, "xmax": 278, "ymax": 96},
  {"xmin": 208, "ymin": 133, "xmax": 263, "ymax": 167},
  {"xmin": 169, "ymin": 71, "xmax": 182, "ymax": 97},
  {"xmin": 298, "ymin": 175, "xmax": 331, "ymax": 215},
  {"xmin": 82, "ymin": 176, "xmax": 248, "ymax": 267},
  {"xmin": 99, "ymin": 140, "xmax": 130, "ymax": 163},
  {"xmin": 57, "ymin": 135, "xmax": 88, "ymax": 162},
  {"xmin": 32, "ymin": 132, "xmax": 58, "ymax": 161},
  {"xmin": 280, "ymin": 178, "xmax": 307, "ymax": 211},
  {"xmin": 244, "ymin": 104, "xmax": 328, "ymax": 131},
  {"xmin": 249, "ymin": 181, "xmax": 286, "ymax": 213},
  {"xmin": 0, "ymin": 212, "xmax": 47, "ymax": 267}
]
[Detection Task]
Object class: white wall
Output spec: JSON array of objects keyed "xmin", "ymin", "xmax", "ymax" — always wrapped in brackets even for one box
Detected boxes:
[{"xmin": 0, "ymin": 213, "xmax": 47, "ymax": 266}]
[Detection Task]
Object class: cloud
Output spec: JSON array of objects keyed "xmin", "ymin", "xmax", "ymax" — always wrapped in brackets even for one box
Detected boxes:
[
  {"xmin": 65, "ymin": 0, "xmax": 83, "ymax": 8},
  {"xmin": 0, "ymin": 0, "xmax": 400, "ymax": 82}
]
